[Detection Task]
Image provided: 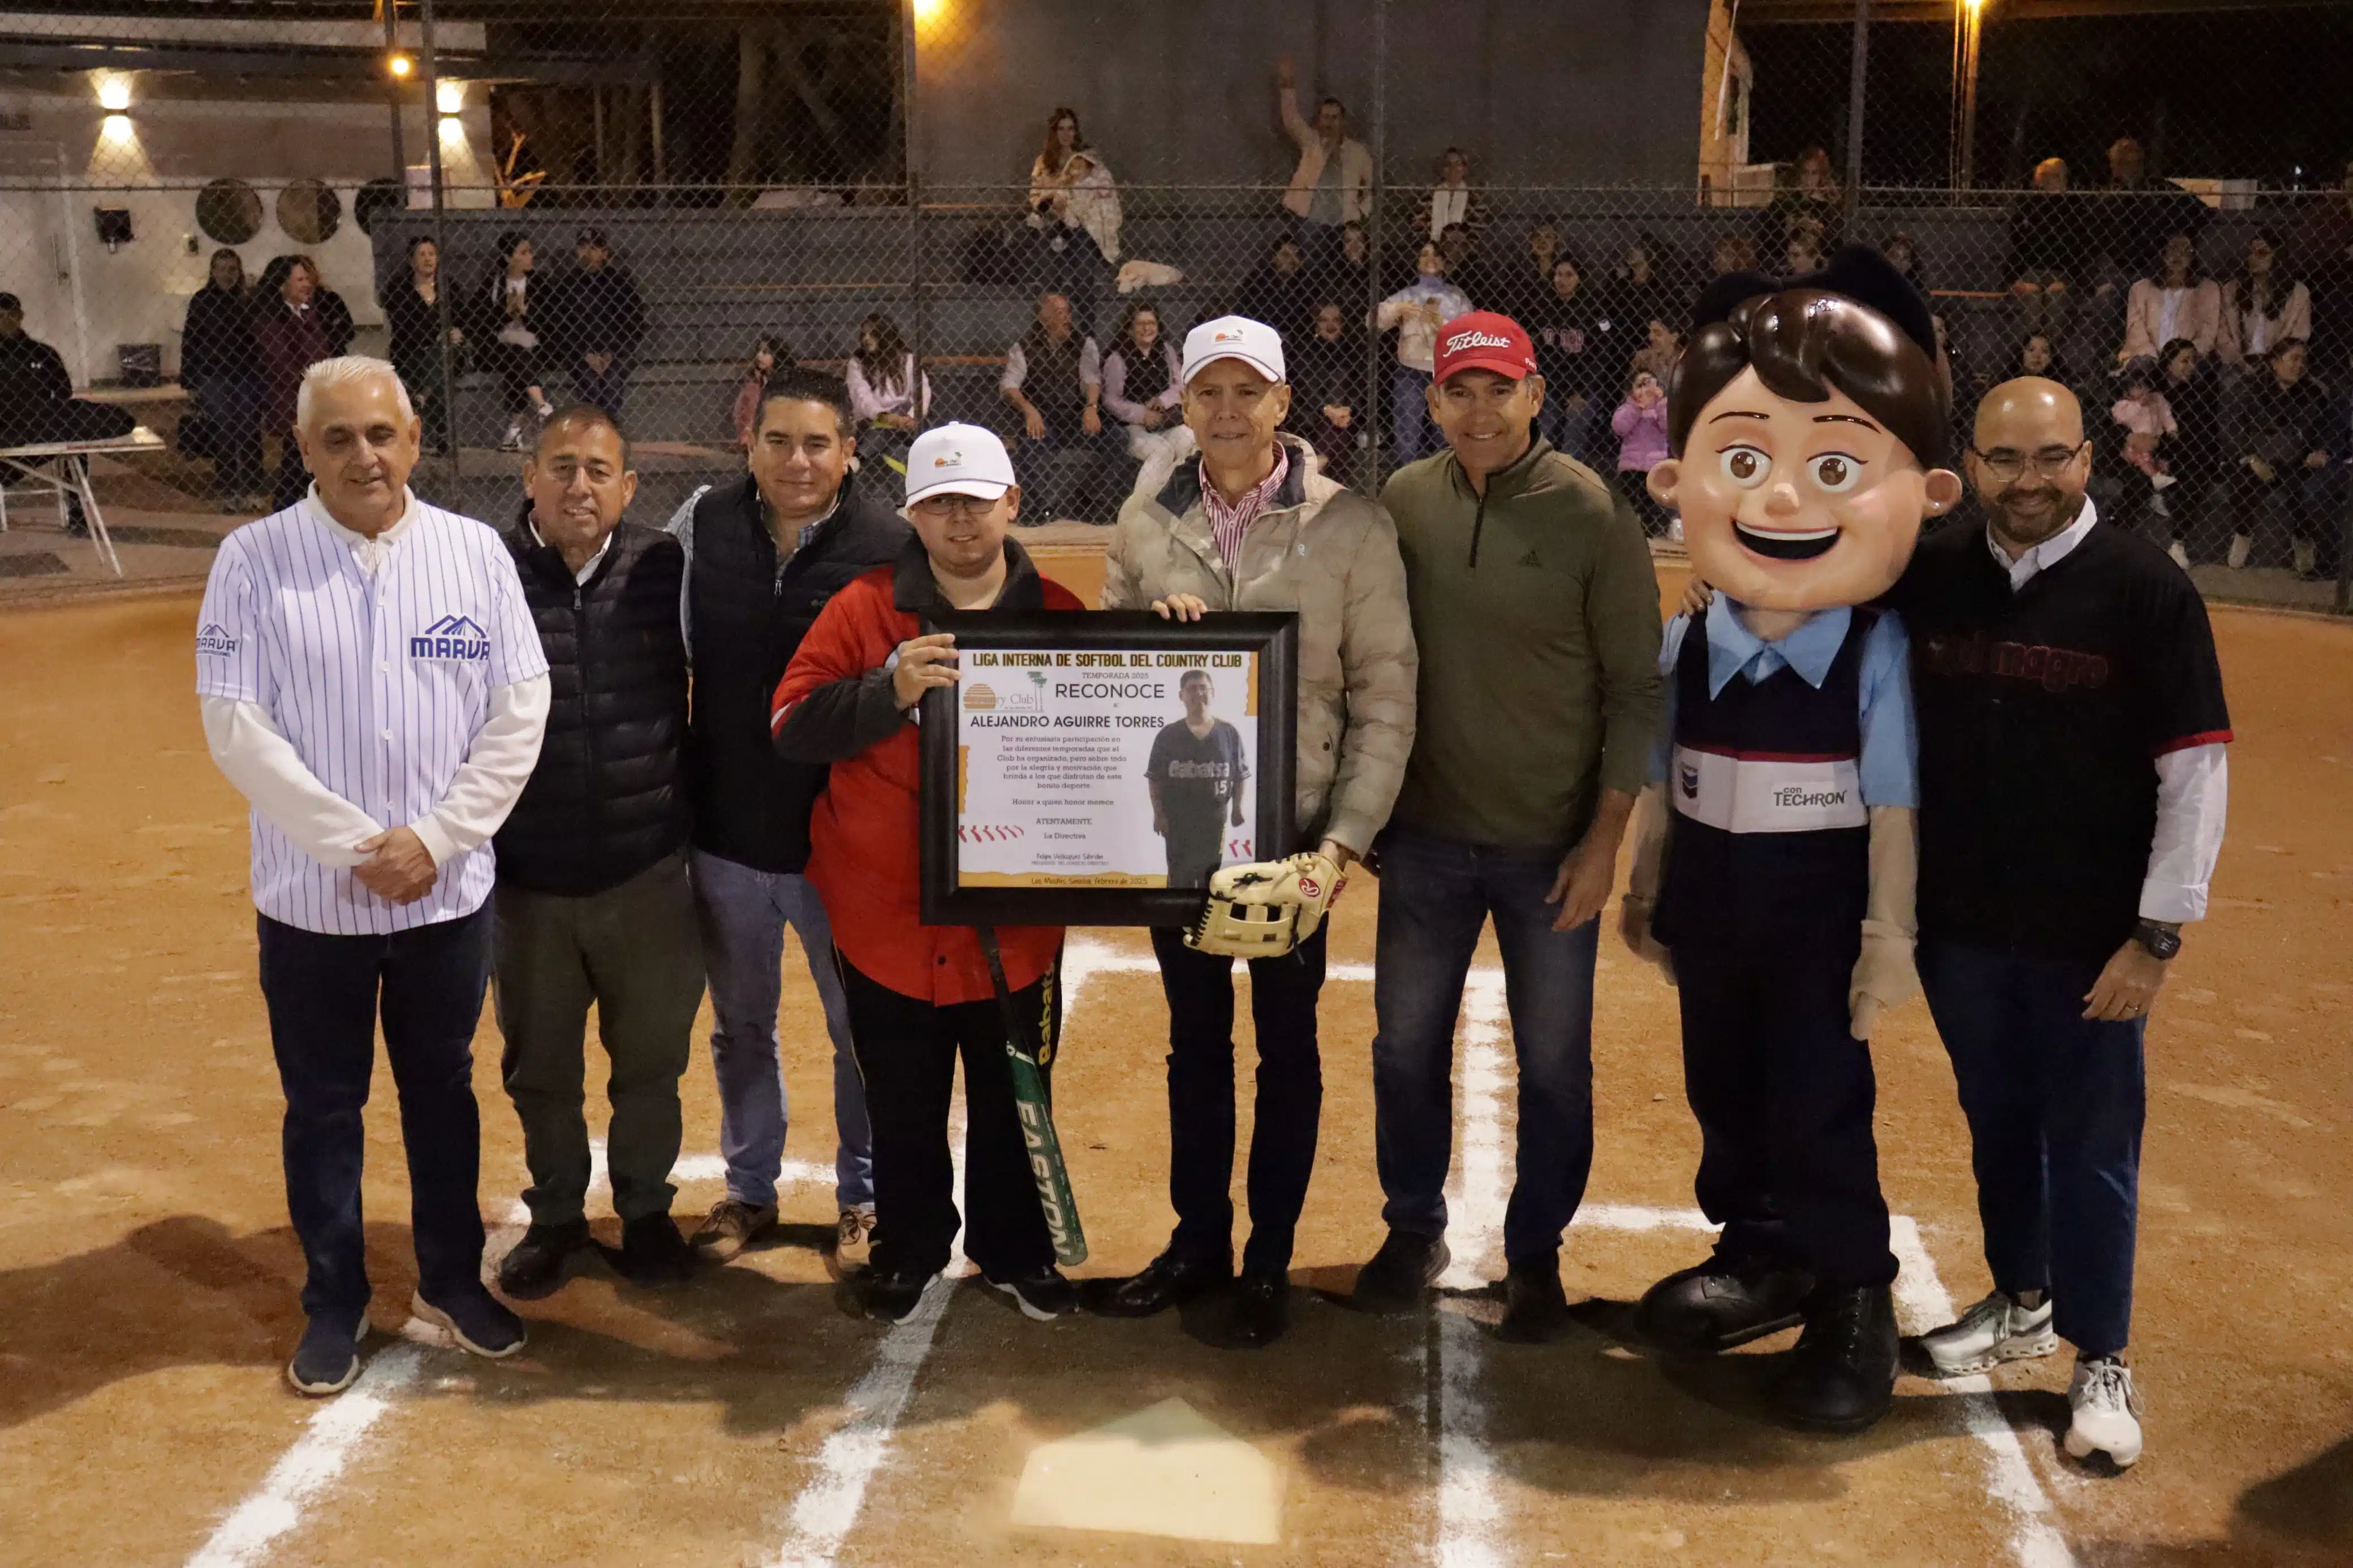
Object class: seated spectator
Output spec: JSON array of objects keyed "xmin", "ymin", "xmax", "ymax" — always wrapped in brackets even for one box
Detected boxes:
[
  {"xmin": 2225, "ymin": 337, "xmax": 2335, "ymax": 577},
  {"xmin": 315, "ymin": 266, "xmax": 356, "ymax": 361},
  {"xmin": 729, "ymin": 335, "xmax": 788, "ymax": 449},
  {"xmin": 474, "ymin": 231, "xmax": 555, "ymax": 452},
  {"xmin": 1707, "ymin": 232, "xmax": 1757, "ymax": 282},
  {"xmin": 1881, "ymin": 232, "xmax": 1928, "ymax": 299},
  {"xmin": 2289, "ymin": 155, "xmax": 2353, "ymax": 371},
  {"xmin": 0, "ymin": 291, "xmax": 133, "ymax": 534},
  {"xmin": 385, "ymin": 237, "xmax": 464, "ymax": 456},
  {"xmin": 2109, "ymin": 355, "xmax": 2179, "ymax": 528},
  {"xmin": 2121, "ymin": 231, "xmax": 2222, "ymax": 364},
  {"xmin": 1373, "ymin": 241, "xmax": 1471, "ymax": 465},
  {"xmin": 1027, "ymin": 107, "xmax": 1121, "ymax": 339},
  {"xmin": 1234, "ymin": 237, "xmax": 1315, "ymax": 347},
  {"xmin": 848, "ymin": 312, "xmax": 930, "ymax": 470},
  {"xmin": 1605, "ymin": 236, "xmax": 1681, "ymax": 348},
  {"xmin": 1286, "ymin": 300, "xmax": 1363, "ymax": 483},
  {"xmin": 1424, "ymin": 147, "xmax": 1480, "ymax": 243},
  {"xmin": 252, "ymin": 254, "xmax": 338, "ymax": 509},
  {"xmin": 2006, "ymin": 157, "xmax": 2083, "ymax": 321},
  {"xmin": 1479, "ymin": 219, "xmax": 1568, "ymax": 321},
  {"xmin": 1760, "ymin": 145, "xmax": 1845, "ymax": 259},
  {"xmin": 1527, "ymin": 252, "xmax": 1612, "ymax": 463},
  {"xmin": 2095, "ymin": 136, "xmax": 2209, "ymax": 292},
  {"xmin": 182, "ymin": 247, "xmax": 265, "ymax": 508},
  {"xmin": 1608, "ymin": 368, "xmax": 1673, "ymax": 537},
  {"xmin": 1100, "ymin": 299, "xmax": 1190, "ymax": 473},
  {"xmin": 1276, "ymin": 55, "xmax": 1372, "ymax": 264},
  {"xmin": 1437, "ymin": 222, "xmax": 1477, "ymax": 287},
  {"xmin": 2157, "ymin": 336, "xmax": 2225, "ymax": 567},
  {"xmin": 1630, "ymin": 317, "xmax": 1683, "ymax": 384},
  {"xmin": 1784, "ymin": 224, "xmax": 1827, "ymax": 278},
  {"xmin": 999, "ymin": 291, "xmax": 1114, "ymax": 522},
  {"xmin": 2216, "ymin": 230, "xmax": 2312, "ymax": 367},
  {"xmin": 544, "ymin": 227, "xmax": 647, "ymax": 423}
]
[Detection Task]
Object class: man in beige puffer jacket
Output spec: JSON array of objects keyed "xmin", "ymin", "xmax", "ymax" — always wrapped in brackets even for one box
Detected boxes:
[{"xmin": 1095, "ymin": 314, "xmax": 1416, "ymax": 1349}]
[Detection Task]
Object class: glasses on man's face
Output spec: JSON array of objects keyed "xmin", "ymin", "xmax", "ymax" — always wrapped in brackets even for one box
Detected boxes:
[
  {"xmin": 913, "ymin": 493, "xmax": 998, "ymax": 521},
  {"xmin": 1969, "ymin": 441, "xmax": 2087, "ymax": 482}
]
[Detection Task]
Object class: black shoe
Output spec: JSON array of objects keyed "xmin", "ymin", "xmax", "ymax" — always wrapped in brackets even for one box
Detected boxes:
[
  {"xmin": 1497, "ymin": 1255, "xmax": 1572, "ymax": 1345},
  {"xmin": 1351, "ymin": 1229, "xmax": 1449, "ymax": 1314},
  {"xmin": 615, "ymin": 1213, "xmax": 695, "ymax": 1288},
  {"xmin": 1225, "ymin": 1271, "xmax": 1290, "ymax": 1349},
  {"xmin": 1095, "ymin": 1250, "xmax": 1232, "ymax": 1319},
  {"xmin": 285, "ymin": 1311, "xmax": 367, "ymax": 1396},
  {"xmin": 1769, "ymin": 1284, "xmax": 1899, "ymax": 1433},
  {"xmin": 988, "ymin": 1267, "xmax": 1080, "ymax": 1321},
  {"xmin": 865, "ymin": 1267, "xmax": 942, "ymax": 1324},
  {"xmin": 496, "ymin": 1220, "xmax": 592, "ymax": 1300},
  {"xmin": 64, "ymin": 512, "xmax": 89, "ymax": 538},
  {"xmin": 1637, "ymin": 1254, "xmax": 1815, "ymax": 1356},
  {"xmin": 411, "ymin": 1286, "xmax": 526, "ymax": 1359}
]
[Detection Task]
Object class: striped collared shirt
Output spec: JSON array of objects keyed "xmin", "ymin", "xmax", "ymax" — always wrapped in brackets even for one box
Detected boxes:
[
  {"xmin": 1201, "ymin": 443, "xmax": 1290, "ymax": 572},
  {"xmin": 195, "ymin": 489, "xmax": 548, "ymax": 935}
]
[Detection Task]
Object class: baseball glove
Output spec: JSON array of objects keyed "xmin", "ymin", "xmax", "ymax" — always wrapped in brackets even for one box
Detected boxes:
[{"xmin": 1185, "ymin": 852, "xmax": 1344, "ymax": 959}]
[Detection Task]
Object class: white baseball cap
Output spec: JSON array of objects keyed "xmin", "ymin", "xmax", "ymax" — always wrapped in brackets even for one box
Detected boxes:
[
  {"xmin": 904, "ymin": 421, "xmax": 1016, "ymax": 506},
  {"xmin": 1182, "ymin": 315, "xmax": 1286, "ymax": 387}
]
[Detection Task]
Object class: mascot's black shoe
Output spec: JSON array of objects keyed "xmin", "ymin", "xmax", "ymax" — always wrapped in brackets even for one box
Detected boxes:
[
  {"xmin": 1770, "ymin": 1284, "xmax": 1899, "ymax": 1433},
  {"xmin": 1637, "ymin": 1254, "xmax": 1815, "ymax": 1355}
]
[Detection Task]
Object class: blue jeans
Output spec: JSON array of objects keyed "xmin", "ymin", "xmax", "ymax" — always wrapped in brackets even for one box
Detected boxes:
[
  {"xmin": 1390, "ymin": 365, "xmax": 1435, "ymax": 466},
  {"xmin": 257, "ymin": 907, "xmax": 493, "ymax": 1324},
  {"xmin": 1918, "ymin": 940, "xmax": 2147, "ymax": 1359},
  {"xmin": 688, "ymin": 849, "xmax": 870, "ymax": 1210},
  {"xmin": 1370, "ymin": 826, "xmax": 1598, "ymax": 1264}
]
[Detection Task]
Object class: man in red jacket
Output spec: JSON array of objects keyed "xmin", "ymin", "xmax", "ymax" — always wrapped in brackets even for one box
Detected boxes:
[{"xmin": 769, "ymin": 422, "xmax": 1087, "ymax": 1324}]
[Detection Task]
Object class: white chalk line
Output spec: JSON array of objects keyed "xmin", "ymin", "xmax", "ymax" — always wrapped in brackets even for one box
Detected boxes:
[{"xmin": 182, "ymin": 1343, "xmax": 421, "ymax": 1568}]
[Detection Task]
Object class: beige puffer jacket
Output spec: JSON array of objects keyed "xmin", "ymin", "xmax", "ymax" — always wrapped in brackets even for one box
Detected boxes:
[{"xmin": 1102, "ymin": 436, "xmax": 1417, "ymax": 856}]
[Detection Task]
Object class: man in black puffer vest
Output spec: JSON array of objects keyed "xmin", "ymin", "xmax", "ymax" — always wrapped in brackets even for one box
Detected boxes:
[
  {"xmin": 665, "ymin": 368, "xmax": 908, "ymax": 1267},
  {"xmin": 492, "ymin": 407, "xmax": 702, "ymax": 1299}
]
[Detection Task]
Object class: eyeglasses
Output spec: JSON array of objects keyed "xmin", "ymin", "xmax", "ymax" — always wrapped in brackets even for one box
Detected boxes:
[
  {"xmin": 1968, "ymin": 441, "xmax": 2087, "ymax": 482},
  {"xmin": 912, "ymin": 493, "xmax": 1001, "ymax": 520}
]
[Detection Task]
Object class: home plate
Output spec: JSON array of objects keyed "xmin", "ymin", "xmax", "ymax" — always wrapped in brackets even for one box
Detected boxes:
[{"xmin": 1009, "ymin": 1397, "xmax": 1283, "ymax": 1545}]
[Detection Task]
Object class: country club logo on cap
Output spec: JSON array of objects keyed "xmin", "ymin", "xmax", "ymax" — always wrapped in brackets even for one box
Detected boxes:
[
  {"xmin": 1214, "ymin": 327, "xmax": 1246, "ymax": 342},
  {"xmin": 1183, "ymin": 315, "xmax": 1285, "ymax": 385},
  {"xmin": 933, "ymin": 450, "xmax": 962, "ymax": 468},
  {"xmin": 906, "ymin": 421, "xmax": 1015, "ymax": 506}
]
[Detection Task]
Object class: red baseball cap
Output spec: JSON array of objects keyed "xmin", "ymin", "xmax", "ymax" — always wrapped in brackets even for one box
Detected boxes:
[{"xmin": 1433, "ymin": 311, "xmax": 1537, "ymax": 384}]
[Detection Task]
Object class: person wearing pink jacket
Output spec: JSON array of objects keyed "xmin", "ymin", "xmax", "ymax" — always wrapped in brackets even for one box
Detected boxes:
[{"xmin": 1611, "ymin": 369, "xmax": 1674, "ymax": 535}]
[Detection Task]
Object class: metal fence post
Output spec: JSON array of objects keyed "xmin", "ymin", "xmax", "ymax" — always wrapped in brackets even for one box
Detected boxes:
[
  {"xmin": 902, "ymin": 0, "xmax": 924, "ymax": 426},
  {"xmin": 1843, "ymin": 0, "xmax": 1868, "ymax": 231},
  {"xmin": 417, "ymin": 0, "xmax": 460, "ymax": 478},
  {"xmin": 382, "ymin": 1, "xmax": 407, "ymax": 185},
  {"xmin": 1362, "ymin": 0, "xmax": 1389, "ymax": 496}
]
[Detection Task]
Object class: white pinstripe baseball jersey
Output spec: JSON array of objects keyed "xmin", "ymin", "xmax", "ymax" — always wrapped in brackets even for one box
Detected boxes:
[{"xmin": 195, "ymin": 493, "xmax": 549, "ymax": 936}]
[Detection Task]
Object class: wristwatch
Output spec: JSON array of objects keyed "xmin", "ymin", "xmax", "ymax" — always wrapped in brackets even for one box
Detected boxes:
[{"xmin": 2132, "ymin": 919, "xmax": 2182, "ymax": 962}]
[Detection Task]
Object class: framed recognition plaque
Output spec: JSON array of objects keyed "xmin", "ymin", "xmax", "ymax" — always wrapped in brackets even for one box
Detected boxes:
[{"xmin": 919, "ymin": 610, "xmax": 1298, "ymax": 927}]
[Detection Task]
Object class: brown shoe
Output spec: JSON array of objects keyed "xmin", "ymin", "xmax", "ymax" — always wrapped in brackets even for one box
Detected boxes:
[{"xmin": 689, "ymin": 1197, "xmax": 778, "ymax": 1261}]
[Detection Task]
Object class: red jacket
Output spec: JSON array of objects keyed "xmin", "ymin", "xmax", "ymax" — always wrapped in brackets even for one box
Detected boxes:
[{"xmin": 771, "ymin": 536, "xmax": 1083, "ymax": 1004}]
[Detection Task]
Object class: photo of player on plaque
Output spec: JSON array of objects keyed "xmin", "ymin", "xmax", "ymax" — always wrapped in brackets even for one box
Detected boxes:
[
  {"xmin": 1147, "ymin": 667, "xmax": 1251, "ymax": 891},
  {"xmin": 918, "ymin": 611, "xmax": 1297, "ymax": 927}
]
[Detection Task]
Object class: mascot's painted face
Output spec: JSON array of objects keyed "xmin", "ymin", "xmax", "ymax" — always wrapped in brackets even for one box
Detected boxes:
[{"xmin": 1649, "ymin": 364, "xmax": 1960, "ymax": 611}]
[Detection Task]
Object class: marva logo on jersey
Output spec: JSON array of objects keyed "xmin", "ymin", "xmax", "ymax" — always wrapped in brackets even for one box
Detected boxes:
[
  {"xmin": 195, "ymin": 623, "xmax": 239, "ymax": 657},
  {"xmin": 411, "ymin": 614, "xmax": 490, "ymax": 662}
]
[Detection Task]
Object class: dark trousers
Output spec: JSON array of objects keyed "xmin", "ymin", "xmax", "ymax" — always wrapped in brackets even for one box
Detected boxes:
[
  {"xmin": 837, "ymin": 951, "xmax": 1061, "ymax": 1281},
  {"xmin": 1016, "ymin": 418, "xmax": 1123, "ymax": 524},
  {"xmin": 1670, "ymin": 930, "xmax": 1896, "ymax": 1289},
  {"xmin": 492, "ymin": 852, "xmax": 704, "ymax": 1228},
  {"xmin": 189, "ymin": 375, "xmax": 264, "ymax": 493},
  {"xmin": 1616, "ymin": 467, "xmax": 1674, "ymax": 538},
  {"xmin": 269, "ymin": 429, "xmax": 309, "ymax": 510},
  {"xmin": 1149, "ymin": 922, "xmax": 1327, "ymax": 1277},
  {"xmin": 1371, "ymin": 827, "xmax": 1598, "ymax": 1263},
  {"xmin": 568, "ymin": 360, "xmax": 630, "ymax": 423},
  {"xmin": 255, "ymin": 907, "xmax": 494, "ymax": 1324},
  {"xmin": 1919, "ymin": 940, "xmax": 2146, "ymax": 1359}
]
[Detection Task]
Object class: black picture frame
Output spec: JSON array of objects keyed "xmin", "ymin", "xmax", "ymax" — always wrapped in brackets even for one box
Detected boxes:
[{"xmin": 919, "ymin": 610, "xmax": 1298, "ymax": 928}]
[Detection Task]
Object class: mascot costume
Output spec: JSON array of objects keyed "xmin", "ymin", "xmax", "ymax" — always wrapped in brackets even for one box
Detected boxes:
[{"xmin": 1619, "ymin": 247, "xmax": 1961, "ymax": 1433}]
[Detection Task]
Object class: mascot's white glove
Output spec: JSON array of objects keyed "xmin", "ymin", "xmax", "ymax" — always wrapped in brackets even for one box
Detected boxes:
[
  {"xmin": 1186, "ymin": 852, "xmax": 1344, "ymax": 960},
  {"xmin": 1849, "ymin": 806, "xmax": 1920, "ymax": 1038}
]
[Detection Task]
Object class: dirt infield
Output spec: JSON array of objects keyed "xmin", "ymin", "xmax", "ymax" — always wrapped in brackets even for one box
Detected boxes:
[{"xmin": 1, "ymin": 576, "xmax": 2348, "ymax": 1568}]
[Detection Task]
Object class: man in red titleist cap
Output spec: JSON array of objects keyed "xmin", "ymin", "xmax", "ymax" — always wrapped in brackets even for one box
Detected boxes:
[{"xmin": 1354, "ymin": 311, "xmax": 1662, "ymax": 1338}]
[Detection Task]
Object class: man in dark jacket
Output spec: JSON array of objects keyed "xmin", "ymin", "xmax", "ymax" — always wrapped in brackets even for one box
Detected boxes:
[
  {"xmin": 0, "ymin": 292, "xmax": 135, "ymax": 534},
  {"xmin": 546, "ymin": 228, "xmax": 647, "ymax": 424},
  {"xmin": 492, "ymin": 407, "xmax": 701, "ymax": 1297},
  {"xmin": 665, "ymin": 368, "xmax": 908, "ymax": 1267}
]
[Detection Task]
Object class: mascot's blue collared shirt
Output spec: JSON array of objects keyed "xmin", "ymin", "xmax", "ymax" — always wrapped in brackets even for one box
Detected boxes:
[{"xmin": 1648, "ymin": 598, "xmax": 1920, "ymax": 809}]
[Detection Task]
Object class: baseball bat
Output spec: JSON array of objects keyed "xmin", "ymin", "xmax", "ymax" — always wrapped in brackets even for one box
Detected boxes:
[{"xmin": 979, "ymin": 927, "xmax": 1087, "ymax": 1268}]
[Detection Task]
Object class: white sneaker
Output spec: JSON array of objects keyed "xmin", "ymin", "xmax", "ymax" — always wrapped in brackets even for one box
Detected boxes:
[
  {"xmin": 835, "ymin": 1206, "xmax": 877, "ymax": 1270},
  {"xmin": 2226, "ymin": 532, "xmax": 2252, "ymax": 570},
  {"xmin": 498, "ymin": 422, "xmax": 528, "ymax": 453},
  {"xmin": 1921, "ymin": 1290, "xmax": 2059, "ymax": 1376},
  {"xmin": 2148, "ymin": 472, "xmax": 2177, "ymax": 491},
  {"xmin": 2167, "ymin": 540, "xmax": 2191, "ymax": 571},
  {"xmin": 2065, "ymin": 1356, "xmax": 2144, "ymax": 1468}
]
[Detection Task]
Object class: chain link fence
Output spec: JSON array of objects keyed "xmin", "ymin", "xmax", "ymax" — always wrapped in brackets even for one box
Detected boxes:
[{"xmin": 1, "ymin": 0, "xmax": 2348, "ymax": 610}]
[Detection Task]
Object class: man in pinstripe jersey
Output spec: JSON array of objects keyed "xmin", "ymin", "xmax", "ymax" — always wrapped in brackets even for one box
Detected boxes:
[{"xmin": 196, "ymin": 357, "xmax": 551, "ymax": 1397}]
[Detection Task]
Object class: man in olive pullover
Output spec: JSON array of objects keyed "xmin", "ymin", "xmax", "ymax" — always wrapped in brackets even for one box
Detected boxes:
[{"xmin": 1355, "ymin": 312, "xmax": 1663, "ymax": 1340}]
